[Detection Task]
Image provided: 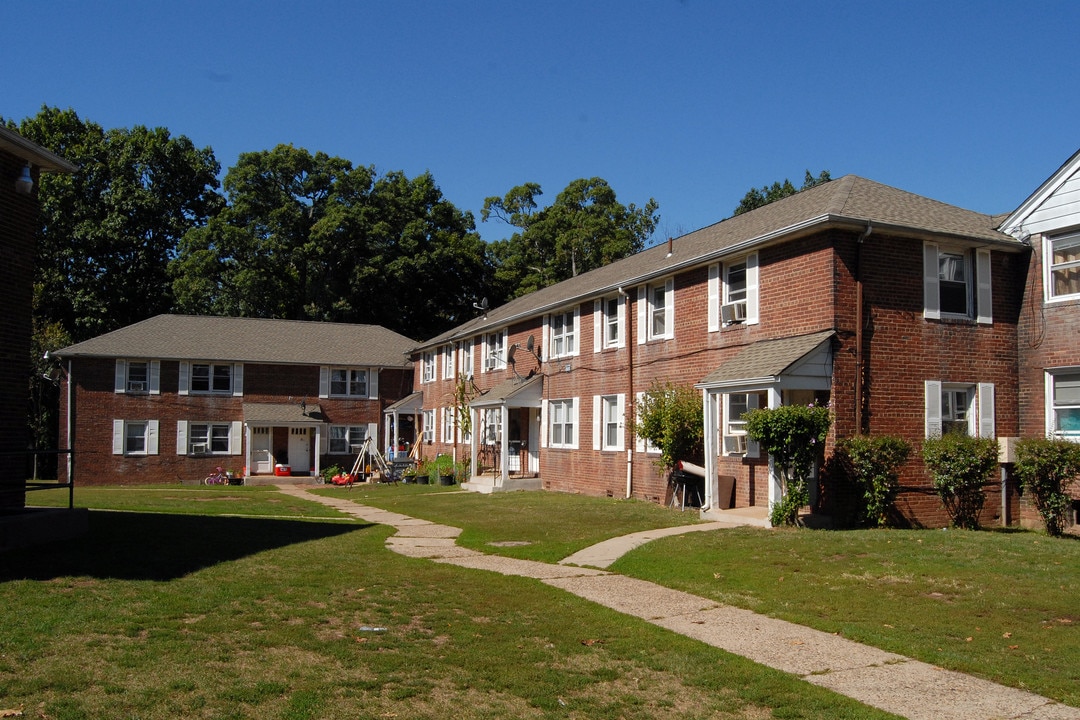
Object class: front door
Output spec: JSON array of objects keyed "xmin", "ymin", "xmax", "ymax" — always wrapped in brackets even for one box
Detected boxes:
[
  {"xmin": 289, "ymin": 427, "xmax": 311, "ymax": 474},
  {"xmin": 252, "ymin": 427, "xmax": 272, "ymax": 474}
]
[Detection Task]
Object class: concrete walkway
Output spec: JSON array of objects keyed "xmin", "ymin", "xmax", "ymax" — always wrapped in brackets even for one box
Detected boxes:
[{"xmin": 277, "ymin": 484, "xmax": 1080, "ymax": 720}]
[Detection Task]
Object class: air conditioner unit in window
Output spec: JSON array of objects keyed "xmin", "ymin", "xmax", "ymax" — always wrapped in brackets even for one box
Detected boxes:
[
  {"xmin": 721, "ymin": 301, "xmax": 747, "ymax": 324},
  {"xmin": 484, "ymin": 356, "xmax": 498, "ymax": 370},
  {"xmin": 127, "ymin": 381, "xmax": 147, "ymax": 392},
  {"xmin": 723, "ymin": 435, "xmax": 748, "ymax": 455},
  {"xmin": 422, "ymin": 430, "xmax": 433, "ymax": 443},
  {"xmin": 190, "ymin": 443, "xmax": 208, "ymax": 455}
]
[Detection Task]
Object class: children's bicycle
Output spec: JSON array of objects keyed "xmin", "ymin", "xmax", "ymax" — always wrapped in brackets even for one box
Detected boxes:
[{"xmin": 203, "ymin": 466, "xmax": 229, "ymax": 485}]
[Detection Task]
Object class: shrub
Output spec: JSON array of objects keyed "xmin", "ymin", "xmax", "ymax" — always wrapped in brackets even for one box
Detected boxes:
[
  {"xmin": 834, "ymin": 435, "xmax": 911, "ymax": 527},
  {"xmin": 744, "ymin": 403, "xmax": 832, "ymax": 527},
  {"xmin": 635, "ymin": 382, "xmax": 704, "ymax": 473},
  {"xmin": 1014, "ymin": 437, "xmax": 1080, "ymax": 537},
  {"xmin": 922, "ymin": 434, "xmax": 999, "ymax": 529}
]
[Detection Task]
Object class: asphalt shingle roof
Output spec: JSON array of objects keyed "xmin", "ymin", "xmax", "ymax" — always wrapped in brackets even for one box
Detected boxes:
[
  {"xmin": 416, "ymin": 175, "xmax": 1022, "ymax": 350},
  {"xmin": 55, "ymin": 315, "xmax": 416, "ymax": 368},
  {"xmin": 698, "ymin": 330, "xmax": 835, "ymax": 386}
]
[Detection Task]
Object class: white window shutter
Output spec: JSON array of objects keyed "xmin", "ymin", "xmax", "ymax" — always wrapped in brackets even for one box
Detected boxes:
[
  {"xmin": 369, "ymin": 369, "xmax": 379, "ymax": 399},
  {"xmin": 540, "ymin": 400, "xmax": 548, "ymax": 448},
  {"xmin": 593, "ymin": 299, "xmax": 602, "ymax": 353},
  {"xmin": 923, "ymin": 243, "xmax": 941, "ymax": 320},
  {"xmin": 178, "ymin": 362, "xmax": 190, "ymax": 396},
  {"xmin": 230, "ymin": 421, "xmax": 243, "ymax": 455},
  {"xmin": 746, "ymin": 392, "xmax": 761, "ymax": 458},
  {"xmin": 176, "ymin": 421, "xmax": 188, "ymax": 455},
  {"xmin": 572, "ymin": 305, "xmax": 581, "ymax": 356},
  {"xmin": 114, "ymin": 360, "xmax": 126, "ymax": 394},
  {"xmin": 925, "ymin": 380, "xmax": 942, "ymax": 438},
  {"xmin": 635, "ymin": 392, "xmax": 646, "ymax": 452},
  {"xmin": 708, "ymin": 263, "xmax": 720, "ymax": 332},
  {"xmin": 664, "ymin": 278, "xmax": 675, "ymax": 337},
  {"xmin": 615, "ymin": 394, "xmax": 626, "ymax": 451},
  {"xmin": 542, "ymin": 315, "xmax": 551, "ymax": 360},
  {"xmin": 149, "ymin": 360, "xmax": 161, "ymax": 395},
  {"xmin": 112, "ymin": 420, "xmax": 124, "ymax": 454},
  {"xmin": 616, "ymin": 294, "xmax": 626, "ymax": 348},
  {"xmin": 367, "ymin": 423, "xmax": 379, "ymax": 442},
  {"xmin": 637, "ymin": 286, "xmax": 647, "ymax": 344},
  {"xmin": 232, "ymin": 364, "xmax": 244, "ymax": 396},
  {"xmin": 976, "ymin": 249, "xmax": 993, "ymax": 325},
  {"xmin": 319, "ymin": 367, "xmax": 330, "ymax": 398},
  {"xmin": 571, "ymin": 398, "xmax": 580, "ymax": 449},
  {"xmin": 746, "ymin": 253, "xmax": 760, "ymax": 324},
  {"xmin": 147, "ymin": 420, "xmax": 159, "ymax": 455},
  {"xmin": 593, "ymin": 395, "xmax": 602, "ymax": 450},
  {"xmin": 978, "ymin": 383, "xmax": 995, "ymax": 438}
]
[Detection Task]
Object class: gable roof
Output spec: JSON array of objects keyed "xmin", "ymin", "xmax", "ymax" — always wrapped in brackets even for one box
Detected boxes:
[
  {"xmin": 415, "ymin": 175, "xmax": 1020, "ymax": 351},
  {"xmin": 697, "ymin": 330, "xmax": 835, "ymax": 387},
  {"xmin": 998, "ymin": 147, "xmax": 1080, "ymax": 239},
  {"xmin": 55, "ymin": 315, "xmax": 415, "ymax": 368}
]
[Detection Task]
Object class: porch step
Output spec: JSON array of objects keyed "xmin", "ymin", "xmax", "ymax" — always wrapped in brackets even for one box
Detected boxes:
[{"xmin": 461, "ymin": 476, "xmax": 543, "ymax": 494}]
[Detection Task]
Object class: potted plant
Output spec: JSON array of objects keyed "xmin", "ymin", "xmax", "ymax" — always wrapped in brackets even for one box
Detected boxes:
[
  {"xmin": 414, "ymin": 460, "xmax": 430, "ymax": 484},
  {"xmin": 429, "ymin": 454, "xmax": 456, "ymax": 485}
]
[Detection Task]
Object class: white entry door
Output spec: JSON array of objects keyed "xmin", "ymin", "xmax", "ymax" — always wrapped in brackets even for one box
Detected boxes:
[
  {"xmin": 289, "ymin": 427, "xmax": 311, "ymax": 474},
  {"xmin": 252, "ymin": 427, "xmax": 272, "ymax": 474}
]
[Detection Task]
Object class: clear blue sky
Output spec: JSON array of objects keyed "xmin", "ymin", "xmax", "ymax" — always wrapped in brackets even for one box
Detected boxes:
[{"xmin": 5, "ymin": 1, "xmax": 1078, "ymax": 242}]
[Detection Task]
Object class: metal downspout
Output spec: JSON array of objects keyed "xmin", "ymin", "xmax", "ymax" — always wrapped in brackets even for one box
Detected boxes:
[{"xmin": 620, "ymin": 287, "xmax": 634, "ymax": 498}]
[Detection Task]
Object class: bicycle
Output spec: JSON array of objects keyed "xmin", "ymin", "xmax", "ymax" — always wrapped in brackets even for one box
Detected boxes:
[{"xmin": 203, "ymin": 466, "xmax": 229, "ymax": 485}]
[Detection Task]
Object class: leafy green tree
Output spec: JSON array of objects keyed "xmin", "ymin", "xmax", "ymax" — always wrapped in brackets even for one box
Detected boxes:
[
  {"xmin": 744, "ymin": 403, "xmax": 832, "ymax": 527},
  {"xmin": 922, "ymin": 434, "xmax": 999, "ymax": 530},
  {"xmin": 483, "ymin": 178, "xmax": 659, "ymax": 300},
  {"xmin": 6, "ymin": 106, "xmax": 223, "ymax": 341},
  {"xmin": 171, "ymin": 145, "xmax": 488, "ymax": 340},
  {"xmin": 733, "ymin": 170, "xmax": 831, "ymax": 216},
  {"xmin": 635, "ymin": 382, "xmax": 703, "ymax": 473},
  {"xmin": 1014, "ymin": 438, "xmax": 1080, "ymax": 537}
]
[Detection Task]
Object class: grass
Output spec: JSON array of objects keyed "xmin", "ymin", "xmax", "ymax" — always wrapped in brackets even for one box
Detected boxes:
[{"xmin": 0, "ymin": 486, "xmax": 895, "ymax": 720}]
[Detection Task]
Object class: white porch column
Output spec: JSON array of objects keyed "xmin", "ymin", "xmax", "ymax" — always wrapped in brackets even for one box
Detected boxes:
[
  {"xmin": 766, "ymin": 386, "xmax": 782, "ymax": 524},
  {"xmin": 469, "ymin": 406, "xmax": 479, "ymax": 482},
  {"xmin": 313, "ymin": 425, "xmax": 321, "ymax": 476},
  {"xmin": 499, "ymin": 404, "xmax": 509, "ymax": 487},
  {"xmin": 702, "ymin": 389, "xmax": 720, "ymax": 511},
  {"xmin": 244, "ymin": 424, "xmax": 252, "ymax": 478}
]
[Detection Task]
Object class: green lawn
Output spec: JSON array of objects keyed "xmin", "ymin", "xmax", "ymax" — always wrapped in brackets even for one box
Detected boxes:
[{"xmin": 3, "ymin": 485, "xmax": 893, "ymax": 719}]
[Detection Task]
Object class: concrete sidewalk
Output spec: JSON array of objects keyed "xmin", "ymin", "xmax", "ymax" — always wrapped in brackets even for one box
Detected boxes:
[{"xmin": 278, "ymin": 484, "xmax": 1080, "ymax": 720}]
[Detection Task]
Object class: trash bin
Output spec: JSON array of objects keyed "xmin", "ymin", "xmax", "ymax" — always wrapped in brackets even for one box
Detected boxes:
[{"xmin": 716, "ymin": 475, "xmax": 735, "ymax": 509}]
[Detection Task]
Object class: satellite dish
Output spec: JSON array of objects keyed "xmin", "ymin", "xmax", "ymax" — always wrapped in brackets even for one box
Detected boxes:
[
  {"xmin": 506, "ymin": 344, "xmax": 517, "ymax": 365},
  {"xmin": 473, "ymin": 297, "xmax": 489, "ymax": 314},
  {"xmin": 526, "ymin": 335, "xmax": 534, "ymax": 351}
]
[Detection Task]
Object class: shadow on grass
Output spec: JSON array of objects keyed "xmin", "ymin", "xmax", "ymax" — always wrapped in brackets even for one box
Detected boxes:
[{"xmin": 0, "ymin": 511, "xmax": 372, "ymax": 582}]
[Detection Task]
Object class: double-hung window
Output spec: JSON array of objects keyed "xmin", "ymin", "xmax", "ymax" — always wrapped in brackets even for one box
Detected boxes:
[
  {"xmin": 923, "ymin": 243, "xmax": 992, "ymax": 323},
  {"xmin": 925, "ymin": 381, "xmax": 994, "ymax": 438},
  {"xmin": 1047, "ymin": 232, "xmax": 1080, "ymax": 300},
  {"xmin": 639, "ymin": 279, "xmax": 674, "ymax": 341},
  {"xmin": 330, "ymin": 368, "xmax": 368, "ymax": 397},
  {"xmin": 484, "ymin": 330, "xmax": 507, "ymax": 371},
  {"xmin": 442, "ymin": 344, "xmax": 456, "ymax": 380},
  {"xmin": 190, "ymin": 363, "xmax": 233, "ymax": 394},
  {"xmin": 550, "ymin": 308, "xmax": 578, "ymax": 358},
  {"xmin": 112, "ymin": 419, "xmax": 159, "ymax": 455},
  {"xmin": 442, "ymin": 407, "xmax": 457, "ymax": 443},
  {"xmin": 1049, "ymin": 372, "xmax": 1080, "ymax": 440},
  {"xmin": 126, "ymin": 362, "xmax": 148, "ymax": 393},
  {"xmin": 548, "ymin": 399, "xmax": 577, "ymax": 449},
  {"xmin": 115, "ymin": 359, "xmax": 161, "ymax": 394},
  {"xmin": 422, "ymin": 352, "xmax": 436, "ymax": 383},
  {"xmin": 722, "ymin": 393, "xmax": 760, "ymax": 456},
  {"xmin": 603, "ymin": 296, "xmax": 623, "ymax": 348},
  {"xmin": 457, "ymin": 339, "xmax": 473, "ymax": 378},
  {"xmin": 709, "ymin": 253, "xmax": 759, "ymax": 330},
  {"xmin": 481, "ymin": 408, "xmax": 502, "ymax": 445},
  {"xmin": 594, "ymin": 395, "xmax": 624, "ymax": 451},
  {"xmin": 329, "ymin": 425, "xmax": 366, "ymax": 454},
  {"xmin": 421, "ymin": 409, "xmax": 435, "ymax": 443},
  {"xmin": 189, "ymin": 423, "xmax": 232, "ymax": 454}
]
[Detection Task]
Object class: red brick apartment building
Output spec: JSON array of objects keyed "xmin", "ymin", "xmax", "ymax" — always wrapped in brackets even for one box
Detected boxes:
[
  {"xmin": 409, "ymin": 174, "xmax": 1035, "ymax": 528},
  {"xmin": 54, "ymin": 315, "xmax": 415, "ymax": 484}
]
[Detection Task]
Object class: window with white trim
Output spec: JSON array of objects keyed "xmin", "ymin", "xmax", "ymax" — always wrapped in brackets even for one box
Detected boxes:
[
  {"xmin": 709, "ymin": 253, "xmax": 759, "ymax": 330},
  {"xmin": 640, "ymin": 278, "xmax": 674, "ymax": 341},
  {"xmin": 925, "ymin": 381, "xmax": 994, "ymax": 438},
  {"xmin": 126, "ymin": 362, "xmax": 148, "ymax": 393},
  {"xmin": 329, "ymin": 368, "xmax": 368, "ymax": 397},
  {"xmin": 1047, "ymin": 232, "xmax": 1080, "ymax": 300},
  {"xmin": 722, "ymin": 392, "xmax": 760, "ymax": 456},
  {"xmin": 442, "ymin": 344, "xmax": 455, "ymax": 380},
  {"xmin": 484, "ymin": 330, "xmax": 507, "ymax": 371},
  {"xmin": 600, "ymin": 395, "xmax": 624, "ymax": 451},
  {"xmin": 421, "ymin": 352, "xmax": 436, "ymax": 383},
  {"xmin": 329, "ymin": 425, "xmax": 367, "ymax": 454},
  {"xmin": 191, "ymin": 363, "xmax": 233, "ymax": 394},
  {"xmin": 603, "ymin": 295, "xmax": 623, "ymax": 348},
  {"xmin": 421, "ymin": 409, "xmax": 435, "ymax": 443},
  {"xmin": 457, "ymin": 339, "xmax": 473, "ymax": 378},
  {"xmin": 189, "ymin": 423, "xmax": 233, "ymax": 455},
  {"xmin": 923, "ymin": 244, "xmax": 992, "ymax": 323},
  {"xmin": 481, "ymin": 408, "xmax": 502, "ymax": 445},
  {"xmin": 549, "ymin": 399, "xmax": 577, "ymax": 449},
  {"xmin": 550, "ymin": 309, "xmax": 578, "ymax": 358},
  {"xmin": 1049, "ymin": 371, "xmax": 1080, "ymax": 441},
  {"xmin": 634, "ymin": 391, "xmax": 661, "ymax": 454},
  {"xmin": 442, "ymin": 407, "xmax": 457, "ymax": 443},
  {"xmin": 112, "ymin": 419, "xmax": 159, "ymax": 456}
]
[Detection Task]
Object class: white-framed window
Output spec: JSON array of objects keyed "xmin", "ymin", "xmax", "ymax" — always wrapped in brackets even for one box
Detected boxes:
[
  {"xmin": 923, "ymin": 243, "xmax": 992, "ymax": 323},
  {"xmin": 925, "ymin": 381, "xmax": 994, "ymax": 438},
  {"xmin": 457, "ymin": 339, "xmax": 473, "ymax": 378},
  {"xmin": 422, "ymin": 351, "xmax": 436, "ymax": 383},
  {"xmin": 709, "ymin": 254, "xmax": 759, "ymax": 331},
  {"xmin": 481, "ymin": 408, "xmax": 502, "ymax": 445},
  {"xmin": 442, "ymin": 406, "xmax": 457, "ymax": 443},
  {"xmin": 635, "ymin": 391, "xmax": 661, "ymax": 454},
  {"xmin": 329, "ymin": 425, "xmax": 367, "ymax": 454},
  {"xmin": 189, "ymin": 423, "xmax": 233, "ymax": 455},
  {"xmin": 114, "ymin": 359, "xmax": 161, "ymax": 394},
  {"xmin": 594, "ymin": 395, "xmax": 625, "ymax": 451},
  {"xmin": 330, "ymin": 368, "xmax": 368, "ymax": 397},
  {"xmin": 638, "ymin": 278, "xmax": 674, "ymax": 341},
  {"xmin": 421, "ymin": 409, "xmax": 435, "ymax": 443},
  {"xmin": 549, "ymin": 399, "xmax": 577, "ymax": 449},
  {"xmin": 112, "ymin": 419, "xmax": 159, "ymax": 456},
  {"xmin": 550, "ymin": 308, "xmax": 579, "ymax": 359},
  {"xmin": 484, "ymin": 329, "xmax": 507, "ymax": 371},
  {"xmin": 603, "ymin": 295, "xmax": 624, "ymax": 349},
  {"xmin": 180, "ymin": 362, "xmax": 242, "ymax": 396},
  {"xmin": 1048, "ymin": 371, "xmax": 1080, "ymax": 441},
  {"xmin": 442, "ymin": 344, "xmax": 456, "ymax": 380},
  {"xmin": 1046, "ymin": 232, "xmax": 1080, "ymax": 301},
  {"xmin": 721, "ymin": 392, "xmax": 760, "ymax": 457}
]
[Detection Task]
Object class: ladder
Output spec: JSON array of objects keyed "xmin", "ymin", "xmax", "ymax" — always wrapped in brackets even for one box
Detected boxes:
[{"xmin": 350, "ymin": 435, "xmax": 392, "ymax": 480}]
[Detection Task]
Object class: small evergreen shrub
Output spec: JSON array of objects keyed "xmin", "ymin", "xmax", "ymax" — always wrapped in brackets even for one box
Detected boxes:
[
  {"xmin": 922, "ymin": 434, "xmax": 999, "ymax": 529},
  {"xmin": 1014, "ymin": 437, "xmax": 1080, "ymax": 537},
  {"xmin": 744, "ymin": 403, "xmax": 832, "ymax": 527},
  {"xmin": 834, "ymin": 435, "xmax": 911, "ymax": 527}
]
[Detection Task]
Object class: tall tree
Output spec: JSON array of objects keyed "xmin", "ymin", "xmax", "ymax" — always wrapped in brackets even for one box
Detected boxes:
[
  {"xmin": 171, "ymin": 145, "xmax": 488, "ymax": 340},
  {"xmin": 7, "ymin": 106, "xmax": 223, "ymax": 341},
  {"xmin": 483, "ymin": 178, "xmax": 659, "ymax": 300},
  {"xmin": 733, "ymin": 169, "xmax": 831, "ymax": 216}
]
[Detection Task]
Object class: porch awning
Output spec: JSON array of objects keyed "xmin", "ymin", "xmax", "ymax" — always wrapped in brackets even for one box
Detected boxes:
[
  {"xmin": 385, "ymin": 391, "xmax": 424, "ymax": 414},
  {"xmin": 696, "ymin": 330, "xmax": 835, "ymax": 390},
  {"xmin": 471, "ymin": 374, "xmax": 543, "ymax": 408},
  {"xmin": 242, "ymin": 402, "xmax": 326, "ymax": 424}
]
